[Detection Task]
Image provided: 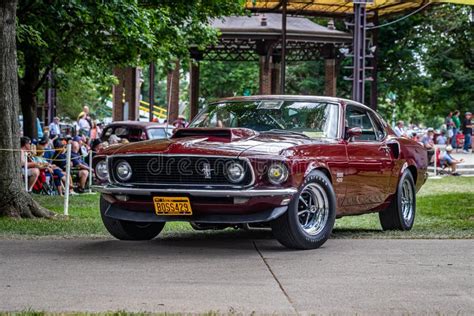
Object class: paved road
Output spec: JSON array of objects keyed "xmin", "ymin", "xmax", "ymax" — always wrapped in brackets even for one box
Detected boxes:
[{"xmin": 0, "ymin": 236, "xmax": 472, "ymax": 314}]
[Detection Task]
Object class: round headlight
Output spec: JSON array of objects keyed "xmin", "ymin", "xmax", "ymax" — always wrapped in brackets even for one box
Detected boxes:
[
  {"xmin": 116, "ymin": 160, "xmax": 132, "ymax": 181},
  {"xmin": 268, "ymin": 163, "xmax": 288, "ymax": 185},
  {"xmin": 95, "ymin": 160, "xmax": 109, "ymax": 181},
  {"xmin": 226, "ymin": 162, "xmax": 245, "ymax": 183}
]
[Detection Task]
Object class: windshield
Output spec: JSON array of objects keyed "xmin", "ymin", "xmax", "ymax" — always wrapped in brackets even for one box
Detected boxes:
[
  {"xmin": 148, "ymin": 127, "xmax": 174, "ymax": 140},
  {"xmin": 190, "ymin": 100, "xmax": 339, "ymax": 139}
]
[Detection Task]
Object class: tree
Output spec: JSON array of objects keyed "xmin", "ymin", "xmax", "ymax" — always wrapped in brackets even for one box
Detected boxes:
[
  {"xmin": 0, "ymin": 0, "xmax": 54, "ymax": 218},
  {"xmin": 375, "ymin": 4, "xmax": 473, "ymax": 125},
  {"xmin": 200, "ymin": 61, "xmax": 259, "ymax": 100},
  {"xmin": 16, "ymin": 0, "xmax": 244, "ymax": 138}
]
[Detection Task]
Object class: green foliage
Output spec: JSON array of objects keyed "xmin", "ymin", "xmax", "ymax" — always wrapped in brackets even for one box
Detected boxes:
[
  {"xmin": 200, "ymin": 61, "xmax": 259, "ymax": 101},
  {"xmin": 16, "ymin": 0, "xmax": 245, "ymax": 120},
  {"xmin": 376, "ymin": 4, "xmax": 473, "ymax": 125},
  {"xmin": 286, "ymin": 61, "xmax": 326, "ymax": 95},
  {"xmin": 55, "ymin": 66, "xmax": 115, "ymax": 121}
]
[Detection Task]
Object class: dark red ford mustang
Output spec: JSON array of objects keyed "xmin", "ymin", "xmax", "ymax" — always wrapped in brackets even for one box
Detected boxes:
[{"xmin": 93, "ymin": 96, "xmax": 428, "ymax": 249}]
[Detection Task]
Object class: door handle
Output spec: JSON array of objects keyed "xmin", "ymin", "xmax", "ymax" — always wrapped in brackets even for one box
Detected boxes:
[{"xmin": 379, "ymin": 146, "xmax": 391, "ymax": 153}]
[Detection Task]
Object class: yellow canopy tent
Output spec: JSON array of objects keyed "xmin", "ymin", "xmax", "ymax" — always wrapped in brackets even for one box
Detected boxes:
[{"xmin": 245, "ymin": 0, "xmax": 474, "ymax": 17}]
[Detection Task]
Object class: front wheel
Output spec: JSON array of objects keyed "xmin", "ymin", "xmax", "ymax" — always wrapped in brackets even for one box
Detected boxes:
[
  {"xmin": 271, "ymin": 170, "xmax": 336, "ymax": 250},
  {"xmin": 379, "ymin": 170, "xmax": 416, "ymax": 230},
  {"xmin": 100, "ymin": 196, "xmax": 165, "ymax": 240}
]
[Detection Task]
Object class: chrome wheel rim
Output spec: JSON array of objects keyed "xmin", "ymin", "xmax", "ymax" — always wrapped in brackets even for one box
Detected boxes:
[
  {"xmin": 297, "ymin": 183, "xmax": 329, "ymax": 236},
  {"xmin": 401, "ymin": 179, "xmax": 414, "ymax": 225}
]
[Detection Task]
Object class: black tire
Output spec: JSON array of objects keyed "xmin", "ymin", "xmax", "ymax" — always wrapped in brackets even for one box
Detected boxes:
[
  {"xmin": 270, "ymin": 170, "xmax": 336, "ymax": 250},
  {"xmin": 100, "ymin": 196, "xmax": 165, "ymax": 240},
  {"xmin": 379, "ymin": 170, "xmax": 416, "ymax": 231}
]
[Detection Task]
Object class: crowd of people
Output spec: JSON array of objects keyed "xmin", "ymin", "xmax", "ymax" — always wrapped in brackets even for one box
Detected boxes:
[
  {"xmin": 20, "ymin": 134, "xmax": 98, "ymax": 194},
  {"xmin": 20, "ymin": 106, "xmax": 106, "ymax": 194},
  {"xmin": 20, "ymin": 105, "xmax": 192, "ymax": 194},
  {"xmin": 393, "ymin": 110, "xmax": 472, "ymax": 176}
]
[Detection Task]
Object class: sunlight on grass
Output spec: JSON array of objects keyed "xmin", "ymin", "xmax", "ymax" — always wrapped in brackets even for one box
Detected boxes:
[{"xmin": 0, "ymin": 177, "xmax": 472, "ymax": 239}]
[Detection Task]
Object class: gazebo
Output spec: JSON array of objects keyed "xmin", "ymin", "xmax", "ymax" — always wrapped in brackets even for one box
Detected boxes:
[
  {"xmin": 186, "ymin": 14, "xmax": 352, "ymax": 118},
  {"xmin": 112, "ymin": 14, "xmax": 351, "ymax": 122}
]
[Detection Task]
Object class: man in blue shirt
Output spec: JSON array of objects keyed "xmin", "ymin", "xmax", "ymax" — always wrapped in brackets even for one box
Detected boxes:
[
  {"xmin": 441, "ymin": 145, "xmax": 464, "ymax": 176},
  {"xmin": 71, "ymin": 141, "xmax": 90, "ymax": 193},
  {"xmin": 48, "ymin": 117, "xmax": 61, "ymax": 139}
]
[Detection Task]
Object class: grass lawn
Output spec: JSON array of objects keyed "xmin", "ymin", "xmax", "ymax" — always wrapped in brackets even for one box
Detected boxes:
[{"xmin": 0, "ymin": 177, "xmax": 472, "ymax": 239}]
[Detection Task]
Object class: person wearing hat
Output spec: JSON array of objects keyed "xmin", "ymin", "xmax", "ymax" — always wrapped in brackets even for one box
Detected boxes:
[
  {"xmin": 33, "ymin": 141, "xmax": 66, "ymax": 195},
  {"xmin": 77, "ymin": 112, "xmax": 91, "ymax": 137},
  {"xmin": 462, "ymin": 112, "xmax": 472, "ymax": 153},
  {"xmin": 48, "ymin": 117, "xmax": 61, "ymax": 139},
  {"xmin": 442, "ymin": 145, "xmax": 464, "ymax": 176},
  {"xmin": 421, "ymin": 128, "xmax": 436, "ymax": 163},
  {"xmin": 172, "ymin": 115, "xmax": 187, "ymax": 129}
]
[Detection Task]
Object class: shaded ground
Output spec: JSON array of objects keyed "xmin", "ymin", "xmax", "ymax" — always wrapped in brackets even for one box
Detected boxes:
[{"xmin": 0, "ymin": 239, "xmax": 472, "ymax": 314}]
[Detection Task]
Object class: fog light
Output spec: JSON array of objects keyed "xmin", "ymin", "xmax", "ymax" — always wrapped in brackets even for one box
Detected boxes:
[
  {"xmin": 234, "ymin": 197, "xmax": 249, "ymax": 204},
  {"xmin": 115, "ymin": 194, "xmax": 129, "ymax": 202}
]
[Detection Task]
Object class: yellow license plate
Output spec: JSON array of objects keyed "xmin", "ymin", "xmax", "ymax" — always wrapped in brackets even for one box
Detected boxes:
[{"xmin": 153, "ymin": 197, "xmax": 192, "ymax": 216}]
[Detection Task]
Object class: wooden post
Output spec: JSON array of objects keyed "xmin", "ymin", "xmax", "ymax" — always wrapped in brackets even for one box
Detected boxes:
[
  {"xmin": 149, "ymin": 62, "xmax": 155, "ymax": 122},
  {"xmin": 324, "ymin": 58, "xmax": 337, "ymax": 97},
  {"xmin": 112, "ymin": 67, "xmax": 141, "ymax": 121},
  {"xmin": 280, "ymin": 0, "xmax": 287, "ymax": 94},
  {"xmin": 189, "ymin": 60, "xmax": 200, "ymax": 120},
  {"xmin": 259, "ymin": 56, "xmax": 272, "ymax": 95},
  {"xmin": 167, "ymin": 61, "xmax": 180, "ymax": 123}
]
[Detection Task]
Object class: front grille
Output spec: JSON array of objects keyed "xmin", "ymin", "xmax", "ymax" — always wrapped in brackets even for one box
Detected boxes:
[{"xmin": 109, "ymin": 155, "xmax": 253, "ymax": 187}]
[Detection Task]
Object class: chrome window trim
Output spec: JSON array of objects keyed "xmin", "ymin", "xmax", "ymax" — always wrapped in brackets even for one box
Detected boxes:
[
  {"xmin": 190, "ymin": 99, "xmax": 341, "ymax": 141},
  {"xmin": 107, "ymin": 154, "xmax": 256, "ymax": 189}
]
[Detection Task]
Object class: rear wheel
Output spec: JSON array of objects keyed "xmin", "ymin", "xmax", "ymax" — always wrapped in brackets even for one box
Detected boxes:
[
  {"xmin": 379, "ymin": 170, "xmax": 416, "ymax": 230},
  {"xmin": 271, "ymin": 170, "xmax": 336, "ymax": 250},
  {"xmin": 100, "ymin": 196, "xmax": 165, "ymax": 240}
]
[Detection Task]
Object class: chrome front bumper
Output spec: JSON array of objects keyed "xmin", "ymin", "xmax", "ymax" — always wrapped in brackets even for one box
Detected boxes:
[{"xmin": 92, "ymin": 184, "xmax": 298, "ymax": 198}]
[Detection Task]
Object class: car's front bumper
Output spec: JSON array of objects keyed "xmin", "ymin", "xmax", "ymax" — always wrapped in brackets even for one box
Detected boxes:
[
  {"xmin": 92, "ymin": 185, "xmax": 297, "ymax": 198},
  {"xmin": 102, "ymin": 201, "xmax": 289, "ymax": 224},
  {"xmin": 93, "ymin": 184, "xmax": 297, "ymax": 223}
]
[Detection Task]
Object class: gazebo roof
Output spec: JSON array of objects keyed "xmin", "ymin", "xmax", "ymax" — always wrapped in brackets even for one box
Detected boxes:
[
  {"xmin": 210, "ymin": 13, "xmax": 351, "ymax": 42},
  {"xmin": 245, "ymin": 0, "xmax": 474, "ymax": 17},
  {"xmin": 197, "ymin": 14, "xmax": 350, "ymax": 62}
]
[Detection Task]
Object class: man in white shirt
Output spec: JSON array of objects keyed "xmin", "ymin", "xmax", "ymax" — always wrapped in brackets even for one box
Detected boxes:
[
  {"xmin": 48, "ymin": 117, "xmax": 61, "ymax": 138},
  {"xmin": 393, "ymin": 121, "xmax": 407, "ymax": 137},
  {"xmin": 78, "ymin": 113, "xmax": 91, "ymax": 136}
]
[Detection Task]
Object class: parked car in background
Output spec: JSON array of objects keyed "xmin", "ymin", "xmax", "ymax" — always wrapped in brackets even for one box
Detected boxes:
[
  {"xmin": 100, "ymin": 121, "xmax": 174, "ymax": 143},
  {"xmin": 93, "ymin": 96, "xmax": 428, "ymax": 250}
]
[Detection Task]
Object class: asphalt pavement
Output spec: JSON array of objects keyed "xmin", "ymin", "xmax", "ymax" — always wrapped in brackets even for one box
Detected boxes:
[{"xmin": 0, "ymin": 235, "xmax": 472, "ymax": 314}]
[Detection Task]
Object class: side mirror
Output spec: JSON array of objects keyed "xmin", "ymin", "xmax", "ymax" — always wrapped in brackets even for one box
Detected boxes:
[{"xmin": 345, "ymin": 127, "xmax": 362, "ymax": 140}]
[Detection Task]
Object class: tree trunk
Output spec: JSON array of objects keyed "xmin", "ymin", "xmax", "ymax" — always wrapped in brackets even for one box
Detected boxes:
[
  {"xmin": 19, "ymin": 51, "xmax": 40, "ymax": 139},
  {"xmin": 19, "ymin": 83, "xmax": 38, "ymax": 139},
  {"xmin": 0, "ymin": 0, "xmax": 54, "ymax": 218}
]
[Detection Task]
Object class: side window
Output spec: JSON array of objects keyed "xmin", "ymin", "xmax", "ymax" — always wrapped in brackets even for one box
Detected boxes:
[
  {"xmin": 369, "ymin": 112, "xmax": 386, "ymax": 140},
  {"xmin": 345, "ymin": 105, "xmax": 377, "ymax": 141},
  {"xmin": 102, "ymin": 127, "xmax": 113, "ymax": 140}
]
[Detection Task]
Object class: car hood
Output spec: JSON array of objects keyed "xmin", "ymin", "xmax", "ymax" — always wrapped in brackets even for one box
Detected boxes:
[{"xmin": 99, "ymin": 128, "xmax": 324, "ymax": 158}]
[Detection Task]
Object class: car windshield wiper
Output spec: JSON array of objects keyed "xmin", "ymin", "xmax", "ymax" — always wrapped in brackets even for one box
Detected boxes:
[{"xmin": 261, "ymin": 129, "xmax": 310, "ymax": 138}]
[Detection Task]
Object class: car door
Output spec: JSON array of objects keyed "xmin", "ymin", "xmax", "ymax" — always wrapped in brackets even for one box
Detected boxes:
[{"xmin": 343, "ymin": 104, "xmax": 394, "ymax": 209}]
